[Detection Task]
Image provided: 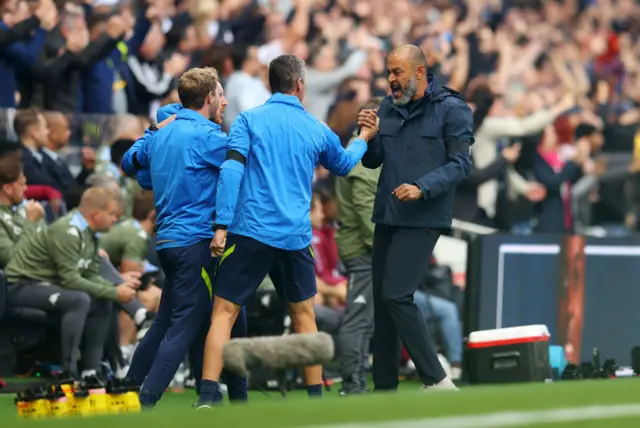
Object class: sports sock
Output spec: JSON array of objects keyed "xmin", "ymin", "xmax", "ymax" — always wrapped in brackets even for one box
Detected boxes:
[{"xmin": 306, "ymin": 383, "xmax": 323, "ymax": 398}]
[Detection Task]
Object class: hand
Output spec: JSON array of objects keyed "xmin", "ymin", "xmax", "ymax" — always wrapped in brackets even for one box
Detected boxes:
[
  {"xmin": 138, "ymin": 285, "xmax": 162, "ymax": 312},
  {"xmin": 106, "ymin": 15, "xmax": 127, "ymax": 38},
  {"xmin": 48, "ymin": 198, "xmax": 62, "ymax": 215},
  {"xmin": 35, "ymin": 0, "xmax": 58, "ymax": 31},
  {"xmin": 115, "ymin": 283, "xmax": 137, "ymax": 303},
  {"xmin": 357, "ymin": 109, "xmax": 378, "ymax": 129},
  {"xmin": 500, "ymin": 143, "xmax": 521, "ymax": 164},
  {"xmin": 82, "ymin": 147, "xmax": 97, "ymax": 171},
  {"xmin": 392, "ymin": 184, "xmax": 423, "ymax": 201},
  {"xmin": 145, "ymin": 2, "xmax": 161, "ymax": 21},
  {"xmin": 98, "ymin": 248, "xmax": 110, "ymax": 260},
  {"xmin": 24, "ymin": 200, "xmax": 45, "ymax": 222},
  {"xmin": 557, "ymin": 92, "xmax": 577, "ymax": 112},
  {"xmin": 66, "ymin": 28, "xmax": 89, "ymax": 53},
  {"xmin": 358, "ymin": 117, "xmax": 379, "ymax": 142},
  {"xmin": 121, "ymin": 271, "xmax": 142, "ymax": 288},
  {"xmin": 164, "ymin": 53, "xmax": 189, "ymax": 77},
  {"xmin": 525, "ymin": 183, "xmax": 547, "ymax": 202},
  {"xmin": 156, "ymin": 114, "xmax": 177, "ymax": 129},
  {"xmin": 210, "ymin": 229, "xmax": 227, "ymax": 257}
]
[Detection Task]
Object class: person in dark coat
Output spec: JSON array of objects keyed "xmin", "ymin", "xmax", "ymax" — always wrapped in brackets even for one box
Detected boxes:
[{"xmin": 357, "ymin": 45, "xmax": 473, "ymax": 391}]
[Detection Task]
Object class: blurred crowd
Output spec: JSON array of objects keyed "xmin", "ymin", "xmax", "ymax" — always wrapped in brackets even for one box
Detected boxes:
[{"xmin": 2, "ymin": 0, "xmax": 640, "ymax": 234}]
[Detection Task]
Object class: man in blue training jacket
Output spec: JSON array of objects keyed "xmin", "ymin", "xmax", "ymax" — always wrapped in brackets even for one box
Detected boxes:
[
  {"xmin": 126, "ymin": 102, "xmax": 184, "ymax": 191},
  {"xmin": 119, "ymin": 67, "xmax": 247, "ymax": 408},
  {"xmin": 357, "ymin": 45, "xmax": 474, "ymax": 392},
  {"xmin": 195, "ymin": 54, "xmax": 379, "ymax": 408}
]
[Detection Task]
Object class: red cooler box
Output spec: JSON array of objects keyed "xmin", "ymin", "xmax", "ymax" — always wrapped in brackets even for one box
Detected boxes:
[{"xmin": 466, "ymin": 325, "xmax": 552, "ymax": 384}]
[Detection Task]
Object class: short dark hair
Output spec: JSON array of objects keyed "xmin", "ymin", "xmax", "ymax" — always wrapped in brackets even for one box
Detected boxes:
[
  {"xmin": 0, "ymin": 144, "xmax": 23, "ymax": 185},
  {"xmin": 178, "ymin": 67, "xmax": 219, "ymax": 109},
  {"xmin": 132, "ymin": 190, "xmax": 155, "ymax": 221},
  {"xmin": 13, "ymin": 108, "xmax": 42, "ymax": 138},
  {"xmin": 110, "ymin": 138, "xmax": 135, "ymax": 167},
  {"xmin": 268, "ymin": 54, "xmax": 305, "ymax": 94}
]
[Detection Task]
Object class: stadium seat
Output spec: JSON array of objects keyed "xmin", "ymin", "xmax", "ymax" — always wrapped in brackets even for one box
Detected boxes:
[{"xmin": 0, "ymin": 270, "xmax": 52, "ymax": 376}]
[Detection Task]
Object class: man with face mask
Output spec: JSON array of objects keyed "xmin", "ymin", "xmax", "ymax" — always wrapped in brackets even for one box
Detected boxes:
[
  {"xmin": 0, "ymin": 144, "xmax": 45, "ymax": 268},
  {"xmin": 120, "ymin": 67, "xmax": 248, "ymax": 409},
  {"xmin": 357, "ymin": 45, "xmax": 474, "ymax": 392}
]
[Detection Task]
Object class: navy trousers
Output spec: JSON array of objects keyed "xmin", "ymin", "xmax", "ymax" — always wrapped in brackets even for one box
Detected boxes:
[{"xmin": 127, "ymin": 239, "xmax": 248, "ymax": 406}]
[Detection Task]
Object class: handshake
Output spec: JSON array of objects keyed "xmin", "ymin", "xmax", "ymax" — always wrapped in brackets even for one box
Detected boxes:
[{"xmin": 357, "ymin": 109, "xmax": 380, "ymax": 142}]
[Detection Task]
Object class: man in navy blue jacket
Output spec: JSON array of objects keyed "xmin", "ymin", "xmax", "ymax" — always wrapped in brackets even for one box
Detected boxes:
[
  {"xmin": 357, "ymin": 45, "xmax": 473, "ymax": 392},
  {"xmin": 196, "ymin": 55, "xmax": 378, "ymax": 407},
  {"xmin": 120, "ymin": 67, "xmax": 246, "ymax": 409}
]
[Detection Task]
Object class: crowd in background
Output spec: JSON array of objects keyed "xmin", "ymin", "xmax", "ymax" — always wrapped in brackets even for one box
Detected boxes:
[
  {"xmin": 2, "ymin": 0, "xmax": 640, "ymax": 235},
  {"xmin": 2, "ymin": 0, "xmax": 640, "ymax": 381}
]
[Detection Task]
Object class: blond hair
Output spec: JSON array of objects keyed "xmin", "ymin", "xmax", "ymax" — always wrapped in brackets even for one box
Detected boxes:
[{"xmin": 177, "ymin": 67, "xmax": 219, "ymax": 109}]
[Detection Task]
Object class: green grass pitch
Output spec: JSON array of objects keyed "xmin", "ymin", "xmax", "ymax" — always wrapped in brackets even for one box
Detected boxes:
[{"xmin": 2, "ymin": 379, "xmax": 640, "ymax": 427}]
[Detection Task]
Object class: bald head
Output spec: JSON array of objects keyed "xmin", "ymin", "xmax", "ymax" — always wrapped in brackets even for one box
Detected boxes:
[
  {"xmin": 79, "ymin": 186, "xmax": 120, "ymax": 233},
  {"xmin": 386, "ymin": 45, "xmax": 428, "ymax": 105},
  {"xmin": 389, "ymin": 45, "xmax": 426, "ymax": 69},
  {"xmin": 80, "ymin": 187, "xmax": 114, "ymax": 211}
]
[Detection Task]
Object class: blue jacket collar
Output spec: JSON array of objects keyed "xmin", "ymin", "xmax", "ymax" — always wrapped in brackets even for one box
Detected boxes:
[
  {"xmin": 176, "ymin": 109, "xmax": 221, "ymax": 130},
  {"xmin": 266, "ymin": 93, "xmax": 304, "ymax": 109},
  {"xmin": 157, "ymin": 103, "xmax": 183, "ymax": 122}
]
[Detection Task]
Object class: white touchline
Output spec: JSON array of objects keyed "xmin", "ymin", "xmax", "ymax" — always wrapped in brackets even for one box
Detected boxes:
[{"xmin": 316, "ymin": 404, "xmax": 640, "ymax": 428}]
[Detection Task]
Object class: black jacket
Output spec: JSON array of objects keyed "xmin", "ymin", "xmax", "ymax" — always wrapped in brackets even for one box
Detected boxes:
[
  {"xmin": 21, "ymin": 147, "xmax": 59, "ymax": 189},
  {"xmin": 362, "ymin": 77, "xmax": 474, "ymax": 228}
]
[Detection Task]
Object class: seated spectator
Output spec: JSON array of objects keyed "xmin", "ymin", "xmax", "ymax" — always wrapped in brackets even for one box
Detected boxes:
[
  {"xmin": 0, "ymin": 144, "xmax": 45, "ymax": 268},
  {"xmin": 41, "ymin": 112, "xmax": 94, "ymax": 191},
  {"xmin": 313, "ymin": 189, "xmax": 346, "ymax": 288},
  {"xmin": 96, "ymin": 138, "xmax": 141, "ymax": 219},
  {"xmin": 100, "ymin": 190, "xmax": 161, "ymax": 368},
  {"xmin": 310, "ymin": 192, "xmax": 345, "ymax": 335},
  {"xmin": 4, "ymin": 187, "xmax": 139, "ymax": 377},
  {"xmin": 13, "ymin": 109, "xmax": 63, "ymax": 211}
]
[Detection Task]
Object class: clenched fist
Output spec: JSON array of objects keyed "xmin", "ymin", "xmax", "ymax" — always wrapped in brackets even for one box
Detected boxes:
[
  {"xmin": 25, "ymin": 200, "xmax": 45, "ymax": 222},
  {"xmin": 392, "ymin": 184, "xmax": 423, "ymax": 201}
]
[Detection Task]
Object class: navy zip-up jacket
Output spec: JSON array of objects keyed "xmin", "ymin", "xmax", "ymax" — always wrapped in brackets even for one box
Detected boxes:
[{"xmin": 362, "ymin": 76, "xmax": 474, "ymax": 228}]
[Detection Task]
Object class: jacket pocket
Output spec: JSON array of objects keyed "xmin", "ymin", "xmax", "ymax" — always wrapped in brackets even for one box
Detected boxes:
[{"xmin": 406, "ymin": 131, "xmax": 446, "ymax": 182}]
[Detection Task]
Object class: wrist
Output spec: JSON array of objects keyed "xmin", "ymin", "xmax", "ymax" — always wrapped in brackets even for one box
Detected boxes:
[{"xmin": 213, "ymin": 224, "xmax": 228, "ymax": 232}]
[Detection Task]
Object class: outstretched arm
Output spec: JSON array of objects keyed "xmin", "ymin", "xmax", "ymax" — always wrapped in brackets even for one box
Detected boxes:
[{"xmin": 318, "ymin": 123, "xmax": 369, "ymax": 177}]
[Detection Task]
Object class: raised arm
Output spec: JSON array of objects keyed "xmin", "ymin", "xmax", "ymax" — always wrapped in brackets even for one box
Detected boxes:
[{"xmin": 318, "ymin": 123, "xmax": 371, "ymax": 176}]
